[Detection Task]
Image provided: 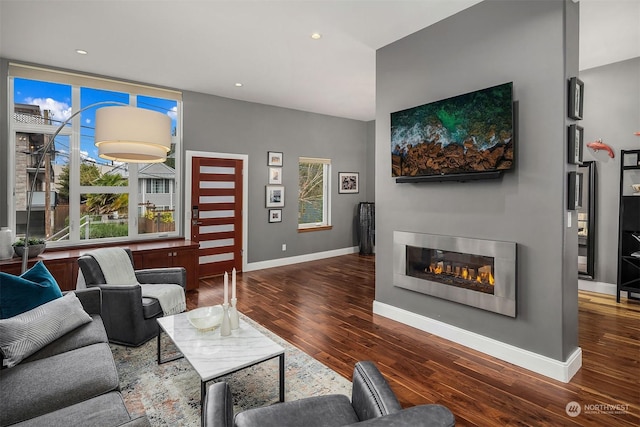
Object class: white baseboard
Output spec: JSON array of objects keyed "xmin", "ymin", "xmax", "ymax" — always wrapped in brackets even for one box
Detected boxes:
[
  {"xmin": 245, "ymin": 246, "xmax": 359, "ymax": 272},
  {"xmin": 578, "ymin": 279, "xmax": 618, "ymax": 296},
  {"xmin": 372, "ymin": 300, "xmax": 582, "ymax": 383}
]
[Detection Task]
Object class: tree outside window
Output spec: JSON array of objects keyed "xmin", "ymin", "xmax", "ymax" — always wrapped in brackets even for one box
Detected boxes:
[{"xmin": 298, "ymin": 157, "xmax": 331, "ymax": 229}]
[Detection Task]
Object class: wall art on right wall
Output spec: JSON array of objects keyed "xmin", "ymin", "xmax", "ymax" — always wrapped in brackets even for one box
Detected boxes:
[
  {"xmin": 568, "ymin": 77, "xmax": 584, "ymax": 120},
  {"xmin": 567, "ymin": 171, "xmax": 583, "ymax": 210},
  {"xmin": 568, "ymin": 124, "xmax": 584, "ymax": 165},
  {"xmin": 338, "ymin": 172, "xmax": 359, "ymax": 194}
]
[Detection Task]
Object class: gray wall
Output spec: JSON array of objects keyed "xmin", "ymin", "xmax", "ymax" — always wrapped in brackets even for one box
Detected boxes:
[
  {"xmin": 183, "ymin": 91, "xmax": 370, "ymax": 263},
  {"xmin": 365, "ymin": 120, "xmax": 376, "ymax": 202},
  {"xmin": 375, "ymin": 0, "xmax": 579, "ymax": 361},
  {"xmin": 580, "ymin": 57, "xmax": 640, "ymax": 284}
]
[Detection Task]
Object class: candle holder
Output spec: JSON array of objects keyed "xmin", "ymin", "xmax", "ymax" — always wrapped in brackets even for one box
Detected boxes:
[
  {"xmin": 229, "ymin": 297, "xmax": 239, "ymax": 330},
  {"xmin": 220, "ymin": 303, "xmax": 231, "ymax": 336}
]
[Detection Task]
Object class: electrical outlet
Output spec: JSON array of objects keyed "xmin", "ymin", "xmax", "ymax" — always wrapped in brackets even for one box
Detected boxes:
[{"xmin": 282, "ymin": 244, "xmax": 287, "ymax": 251}]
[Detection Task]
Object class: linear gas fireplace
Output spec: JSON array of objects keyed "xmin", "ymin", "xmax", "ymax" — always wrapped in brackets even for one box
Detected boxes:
[{"xmin": 394, "ymin": 231, "xmax": 516, "ymax": 317}]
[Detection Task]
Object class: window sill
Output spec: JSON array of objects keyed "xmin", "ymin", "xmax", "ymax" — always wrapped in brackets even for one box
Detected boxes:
[{"xmin": 298, "ymin": 225, "xmax": 333, "ymax": 233}]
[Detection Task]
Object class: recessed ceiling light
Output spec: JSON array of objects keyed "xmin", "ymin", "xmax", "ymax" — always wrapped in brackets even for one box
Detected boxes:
[
  {"xmin": 235, "ymin": 83, "xmax": 243, "ymax": 87},
  {"xmin": 310, "ymin": 33, "xmax": 322, "ymax": 40},
  {"xmin": 76, "ymin": 49, "xmax": 88, "ymax": 55}
]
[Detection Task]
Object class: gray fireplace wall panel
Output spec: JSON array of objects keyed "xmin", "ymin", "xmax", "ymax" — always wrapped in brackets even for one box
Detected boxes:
[{"xmin": 375, "ymin": 1, "xmax": 579, "ymax": 362}]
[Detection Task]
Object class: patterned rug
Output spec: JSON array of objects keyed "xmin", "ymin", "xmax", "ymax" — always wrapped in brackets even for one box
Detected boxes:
[{"xmin": 110, "ymin": 317, "xmax": 352, "ymax": 426}]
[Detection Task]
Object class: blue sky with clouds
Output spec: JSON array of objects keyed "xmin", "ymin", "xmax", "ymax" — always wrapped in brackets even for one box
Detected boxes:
[{"xmin": 14, "ymin": 78, "xmax": 177, "ymax": 165}]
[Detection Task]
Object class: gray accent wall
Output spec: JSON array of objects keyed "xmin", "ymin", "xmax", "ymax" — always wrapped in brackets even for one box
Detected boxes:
[
  {"xmin": 375, "ymin": 0, "xmax": 579, "ymax": 361},
  {"xmin": 182, "ymin": 91, "xmax": 370, "ymax": 263},
  {"xmin": 580, "ymin": 57, "xmax": 640, "ymax": 285}
]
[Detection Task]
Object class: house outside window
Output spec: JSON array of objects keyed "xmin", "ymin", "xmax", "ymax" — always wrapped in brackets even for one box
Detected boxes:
[
  {"xmin": 7, "ymin": 64, "xmax": 182, "ymax": 245},
  {"xmin": 298, "ymin": 157, "xmax": 331, "ymax": 230}
]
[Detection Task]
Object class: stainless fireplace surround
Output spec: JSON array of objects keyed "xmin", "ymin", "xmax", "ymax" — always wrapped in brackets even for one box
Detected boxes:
[{"xmin": 393, "ymin": 231, "xmax": 517, "ymax": 317}]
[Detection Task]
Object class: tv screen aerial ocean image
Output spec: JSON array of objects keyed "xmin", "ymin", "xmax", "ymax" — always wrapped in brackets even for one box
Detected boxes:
[{"xmin": 391, "ymin": 82, "xmax": 514, "ymax": 177}]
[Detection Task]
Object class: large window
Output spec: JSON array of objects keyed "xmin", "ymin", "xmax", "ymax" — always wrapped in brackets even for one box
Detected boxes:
[
  {"xmin": 8, "ymin": 64, "xmax": 182, "ymax": 245},
  {"xmin": 298, "ymin": 157, "xmax": 331, "ymax": 230}
]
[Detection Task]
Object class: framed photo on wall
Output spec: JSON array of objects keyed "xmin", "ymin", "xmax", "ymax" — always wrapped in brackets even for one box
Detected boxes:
[
  {"xmin": 268, "ymin": 151, "xmax": 283, "ymax": 166},
  {"xmin": 568, "ymin": 124, "xmax": 584, "ymax": 165},
  {"xmin": 268, "ymin": 167, "xmax": 282, "ymax": 184},
  {"xmin": 266, "ymin": 185, "xmax": 285, "ymax": 207},
  {"xmin": 338, "ymin": 172, "xmax": 359, "ymax": 194},
  {"xmin": 568, "ymin": 77, "xmax": 584, "ymax": 120},
  {"xmin": 567, "ymin": 171, "xmax": 583, "ymax": 210},
  {"xmin": 268, "ymin": 209, "xmax": 282, "ymax": 223}
]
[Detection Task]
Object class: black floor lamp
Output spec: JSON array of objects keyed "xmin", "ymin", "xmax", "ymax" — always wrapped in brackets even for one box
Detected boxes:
[{"xmin": 21, "ymin": 103, "xmax": 171, "ymax": 273}]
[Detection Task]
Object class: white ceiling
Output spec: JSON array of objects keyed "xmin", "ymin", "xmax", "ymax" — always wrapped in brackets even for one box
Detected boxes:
[{"xmin": 0, "ymin": 0, "xmax": 638, "ymax": 122}]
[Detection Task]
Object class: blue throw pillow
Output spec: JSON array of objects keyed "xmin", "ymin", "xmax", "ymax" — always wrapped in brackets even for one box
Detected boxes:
[{"xmin": 0, "ymin": 261, "xmax": 63, "ymax": 319}]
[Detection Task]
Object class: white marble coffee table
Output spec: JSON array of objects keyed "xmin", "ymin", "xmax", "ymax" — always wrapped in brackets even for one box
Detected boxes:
[{"xmin": 157, "ymin": 311, "xmax": 285, "ymax": 403}]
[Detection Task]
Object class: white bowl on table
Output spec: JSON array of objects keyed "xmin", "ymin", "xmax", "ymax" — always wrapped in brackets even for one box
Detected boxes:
[{"xmin": 187, "ymin": 305, "xmax": 224, "ymax": 331}]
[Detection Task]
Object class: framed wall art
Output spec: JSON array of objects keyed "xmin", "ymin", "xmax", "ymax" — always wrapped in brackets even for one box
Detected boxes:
[
  {"xmin": 268, "ymin": 209, "xmax": 282, "ymax": 223},
  {"xmin": 568, "ymin": 124, "xmax": 584, "ymax": 165},
  {"xmin": 568, "ymin": 77, "xmax": 584, "ymax": 120},
  {"xmin": 338, "ymin": 172, "xmax": 359, "ymax": 194},
  {"xmin": 268, "ymin": 167, "xmax": 282, "ymax": 184},
  {"xmin": 567, "ymin": 171, "xmax": 583, "ymax": 210},
  {"xmin": 268, "ymin": 151, "xmax": 283, "ymax": 166},
  {"xmin": 266, "ymin": 185, "xmax": 285, "ymax": 207}
]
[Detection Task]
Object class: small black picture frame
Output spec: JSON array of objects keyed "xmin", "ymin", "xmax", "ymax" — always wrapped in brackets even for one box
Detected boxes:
[
  {"xmin": 338, "ymin": 172, "xmax": 359, "ymax": 194},
  {"xmin": 568, "ymin": 124, "xmax": 584, "ymax": 165},
  {"xmin": 268, "ymin": 209, "xmax": 282, "ymax": 223},
  {"xmin": 568, "ymin": 171, "xmax": 583, "ymax": 210},
  {"xmin": 268, "ymin": 151, "xmax": 283, "ymax": 166},
  {"xmin": 568, "ymin": 77, "xmax": 584, "ymax": 120}
]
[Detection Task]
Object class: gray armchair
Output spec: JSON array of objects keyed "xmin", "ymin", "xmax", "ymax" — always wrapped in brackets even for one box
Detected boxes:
[
  {"xmin": 203, "ymin": 361, "xmax": 455, "ymax": 427},
  {"xmin": 77, "ymin": 248, "xmax": 186, "ymax": 347}
]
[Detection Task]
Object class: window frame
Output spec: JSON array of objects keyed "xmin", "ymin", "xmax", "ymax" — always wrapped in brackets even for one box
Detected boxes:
[
  {"xmin": 7, "ymin": 64, "xmax": 183, "ymax": 247},
  {"xmin": 298, "ymin": 157, "xmax": 332, "ymax": 231},
  {"xmin": 147, "ymin": 178, "xmax": 171, "ymax": 194}
]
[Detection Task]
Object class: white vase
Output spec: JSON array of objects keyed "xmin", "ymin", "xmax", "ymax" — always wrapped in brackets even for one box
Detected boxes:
[{"xmin": 0, "ymin": 227, "xmax": 13, "ymax": 260}]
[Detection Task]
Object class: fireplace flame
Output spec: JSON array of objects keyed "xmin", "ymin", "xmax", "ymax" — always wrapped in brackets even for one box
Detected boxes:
[
  {"xmin": 428, "ymin": 264, "xmax": 443, "ymax": 275},
  {"xmin": 428, "ymin": 263, "xmax": 494, "ymax": 286}
]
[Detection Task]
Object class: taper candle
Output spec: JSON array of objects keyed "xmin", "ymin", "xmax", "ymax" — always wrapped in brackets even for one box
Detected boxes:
[
  {"xmin": 232, "ymin": 268, "xmax": 237, "ymax": 299},
  {"xmin": 223, "ymin": 271, "xmax": 229, "ymax": 304}
]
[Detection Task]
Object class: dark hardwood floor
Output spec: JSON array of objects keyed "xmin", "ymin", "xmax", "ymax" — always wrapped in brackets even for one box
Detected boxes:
[{"xmin": 186, "ymin": 254, "xmax": 640, "ymax": 426}]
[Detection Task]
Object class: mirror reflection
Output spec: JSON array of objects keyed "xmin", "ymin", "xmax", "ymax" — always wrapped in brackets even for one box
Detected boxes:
[{"xmin": 578, "ymin": 161, "xmax": 596, "ymax": 279}]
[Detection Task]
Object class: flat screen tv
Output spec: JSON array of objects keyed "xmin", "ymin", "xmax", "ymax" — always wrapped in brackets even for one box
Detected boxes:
[{"xmin": 391, "ymin": 82, "xmax": 514, "ymax": 182}]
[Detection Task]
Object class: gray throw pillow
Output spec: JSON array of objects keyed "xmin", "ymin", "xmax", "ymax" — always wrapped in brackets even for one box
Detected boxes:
[{"xmin": 0, "ymin": 292, "xmax": 92, "ymax": 368}]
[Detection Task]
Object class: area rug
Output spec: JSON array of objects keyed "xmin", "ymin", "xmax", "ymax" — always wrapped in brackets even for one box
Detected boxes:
[{"xmin": 110, "ymin": 317, "xmax": 352, "ymax": 426}]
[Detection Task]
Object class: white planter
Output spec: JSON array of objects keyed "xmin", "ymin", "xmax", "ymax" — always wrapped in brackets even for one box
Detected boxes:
[{"xmin": 0, "ymin": 227, "xmax": 13, "ymax": 260}]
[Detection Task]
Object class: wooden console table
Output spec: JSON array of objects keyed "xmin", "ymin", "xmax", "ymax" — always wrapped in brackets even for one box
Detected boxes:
[{"xmin": 0, "ymin": 239, "xmax": 200, "ymax": 291}]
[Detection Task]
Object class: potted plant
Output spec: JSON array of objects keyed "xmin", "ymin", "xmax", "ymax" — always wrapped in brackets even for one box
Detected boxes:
[{"xmin": 13, "ymin": 237, "xmax": 46, "ymax": 258}]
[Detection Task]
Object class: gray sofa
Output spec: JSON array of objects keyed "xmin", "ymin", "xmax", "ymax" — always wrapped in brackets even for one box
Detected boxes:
[
  {"xmin": 0, "ymin": 288, "xmax": 149, "ymax": 427},
  {"xmin": 204, "ymin": 360, "xmax": 455, "ymax": 427}
]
